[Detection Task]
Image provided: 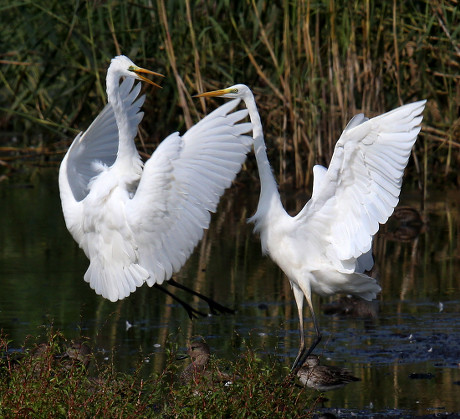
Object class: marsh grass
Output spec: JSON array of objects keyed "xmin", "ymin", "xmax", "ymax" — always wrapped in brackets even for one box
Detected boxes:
[
  {"xmin": 0, "ymin": 0, "xmax": 458, "ymax": 186},
  {"xmin": 0, "ymin": 330, "xmax": 315, "ymax": 418}
]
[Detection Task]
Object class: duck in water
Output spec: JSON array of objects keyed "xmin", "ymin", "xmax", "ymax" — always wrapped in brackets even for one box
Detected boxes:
[{"xmin": 296, "ymin": 355, "xmax": 360, "ymax": 391}]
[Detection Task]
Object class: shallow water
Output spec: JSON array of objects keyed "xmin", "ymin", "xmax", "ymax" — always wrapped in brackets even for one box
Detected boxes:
[{"xmin": 0, "ymin": 169, "xmax": 459, "ymax": 416}]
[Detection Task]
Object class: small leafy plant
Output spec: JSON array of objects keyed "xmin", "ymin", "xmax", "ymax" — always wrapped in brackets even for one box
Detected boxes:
[{"xmin": 0, "ymin": 331, "xmax": 317, "ymax": 418}]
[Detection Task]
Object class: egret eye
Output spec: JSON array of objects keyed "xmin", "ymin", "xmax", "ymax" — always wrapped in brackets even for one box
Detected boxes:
[
  {"xmin": 128, "ymin": 65, "xmax": 136, "ymax": 72},
  {"xmin": 231, "ymin": 89, "xmax": 238, "ymax": 93}
]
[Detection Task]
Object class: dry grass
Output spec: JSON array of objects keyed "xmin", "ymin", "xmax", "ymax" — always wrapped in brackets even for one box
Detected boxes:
[{"xmin": 0, "ymin": 0, "xmax": 458, "ymax": 186}]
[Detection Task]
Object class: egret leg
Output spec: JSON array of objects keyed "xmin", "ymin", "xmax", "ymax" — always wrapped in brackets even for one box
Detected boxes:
[
  {"xmin": 168, "ymin": 278, "xmax": 235, "ymax": 315},
  {"xmin": 153, "ymin": 284, "xmax": 207, "ymax": 319},
  {"xmin": 291, "ymin": 284, "xmax": 306, "ymax": 370},
  {"xmin": 292, "ymin": 291, "xmax": 322, "ymax": 374}
]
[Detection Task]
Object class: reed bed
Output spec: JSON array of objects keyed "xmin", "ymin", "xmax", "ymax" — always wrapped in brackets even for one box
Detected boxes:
[{"xmin": 0, "ymin": 0, "xmax": 458, "ymax": 187}]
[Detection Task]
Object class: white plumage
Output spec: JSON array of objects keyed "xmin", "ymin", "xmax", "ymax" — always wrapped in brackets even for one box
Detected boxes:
[
  {"xmin": 196, "ymin": 84, "xmax": 425, "ymax": 372},
  {"xmin": 59, "ymin": 56, "xmax": 252, "ymax": 302}
]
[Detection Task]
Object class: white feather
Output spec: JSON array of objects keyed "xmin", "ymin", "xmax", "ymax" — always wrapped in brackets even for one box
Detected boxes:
[
  {"xmin": 59, "ymin": 57, "xmax": 252, "ymax": 301},
  {"xmin": 205, "ymin": 83, "xmax": 425, "ymax": 370}
]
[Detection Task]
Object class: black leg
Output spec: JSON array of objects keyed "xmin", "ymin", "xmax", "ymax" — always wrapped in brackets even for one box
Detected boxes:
[
  {"xmin": 167, "ymin": 278, "xmax": 235, "ymax": 315},
  {"xmin": 291, "ymin": 292, "xmax": 322, "ymax": 375},
  {"xmin": 153, "ymin": 284, "xmax": 207, "ymax": 319},
  {"xmin": 291, "ymin": 333, "xmax": 322, "ymax": 375}
]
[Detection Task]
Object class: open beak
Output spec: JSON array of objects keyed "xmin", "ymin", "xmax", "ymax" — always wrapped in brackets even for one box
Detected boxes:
[
  {"xmin": 131, "ymin": 67, "xmax": 165, "ymax": 88},
  {"xmin": 194, "ymin": 87, "xmax": 232, "ymax": 98}
]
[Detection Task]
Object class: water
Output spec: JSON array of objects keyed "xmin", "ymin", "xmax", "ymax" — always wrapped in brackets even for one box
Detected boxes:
[{"xmin": 1, "ymin": 169, "xmax": 459, "ymax": 416}]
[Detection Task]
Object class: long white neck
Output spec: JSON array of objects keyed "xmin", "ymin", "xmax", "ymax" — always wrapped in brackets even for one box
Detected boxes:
[
  {"xmin": 106, "ymin": 67, "xmax": 141, "ymax": 171},
  {"xmin": 244, "ymin": 90, "xmax": 285, "ymax": 232}
]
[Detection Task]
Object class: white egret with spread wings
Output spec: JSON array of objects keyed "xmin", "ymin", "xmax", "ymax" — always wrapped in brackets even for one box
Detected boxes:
[
  {"xmin": 59, "ymin": 57, "xmax": 252, "ymax": 310},
  {"xmin": 196, "ymin": 84, "xmax": 425, "ymax": 371}
]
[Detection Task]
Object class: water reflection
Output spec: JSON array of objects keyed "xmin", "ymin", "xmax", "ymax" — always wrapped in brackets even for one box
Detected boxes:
[
  {"xmin": 0, "ymin": 170, "xmax": 459, "ymax": 415},
  {"xmin": 322, "ymin": 296, "xmax": 379, "ymax": 320}
]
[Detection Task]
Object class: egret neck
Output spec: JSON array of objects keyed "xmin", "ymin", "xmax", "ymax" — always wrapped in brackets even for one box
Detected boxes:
[
  {"xmin": 244, "ymin": 89, "xmax": 286, "ymax": 238},
  {"xmin": 106, "ymin": 67, "xmax": 141, "ymax": 175}
]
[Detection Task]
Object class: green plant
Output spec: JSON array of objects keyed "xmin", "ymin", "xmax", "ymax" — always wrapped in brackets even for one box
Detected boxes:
[{"xmin": 0, "ymin": 330, "xmax": 319, "ymax": 418}]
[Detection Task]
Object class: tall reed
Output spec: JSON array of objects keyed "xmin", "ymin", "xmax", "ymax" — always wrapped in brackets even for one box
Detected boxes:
[{"xmin": 0, "ymin": 0, "xmax": 458, "ymax": 186}]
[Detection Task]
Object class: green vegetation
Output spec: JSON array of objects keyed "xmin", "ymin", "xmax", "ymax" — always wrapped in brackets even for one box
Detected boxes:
[
  {"xmin": 0, "ymin": 330, "xmax": 315, "ymax": 418},
  {"xmin": 0, "ymin": 2, "xmax": 458, "ymax": 414},
  {"xmin": 0, "ymin": 0, "xmax": 458, "ymax": 186}
]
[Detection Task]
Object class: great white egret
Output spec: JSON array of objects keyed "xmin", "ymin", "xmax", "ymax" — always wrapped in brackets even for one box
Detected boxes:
[
  {"xmin": 59, "ymin": 56, "xmax": 252, "ymax": 305},
  {"xmin": 196, "ymin": 84, "xmax": 426, "ymax": 372}
]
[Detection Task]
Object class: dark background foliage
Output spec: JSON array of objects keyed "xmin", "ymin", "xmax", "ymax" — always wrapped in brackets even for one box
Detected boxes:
[{"xmin": 1, "ymin": 0, "xmax": 458, "ymax": 187}]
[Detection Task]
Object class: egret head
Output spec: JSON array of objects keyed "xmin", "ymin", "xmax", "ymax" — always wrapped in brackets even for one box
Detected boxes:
[
  {"xmin": 195, "ymin": 84, "xmax": 251, "ymax": 100},
  {"xmin": 110, "ymin": 55, "xmax": 164, "ymax": 88}
]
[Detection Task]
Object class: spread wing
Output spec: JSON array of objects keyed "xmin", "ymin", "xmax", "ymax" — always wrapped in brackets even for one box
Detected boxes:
[
  {"xmin": 126, "ymin": 98, "xmax": 252, "ymax": 286},
  {"xmin": 59, "ymin": 78, "xmax": 144, "ymax": 239},
  {"xmin": 296, "ymin": 100, "xmax": 426, "ymax": 264}
]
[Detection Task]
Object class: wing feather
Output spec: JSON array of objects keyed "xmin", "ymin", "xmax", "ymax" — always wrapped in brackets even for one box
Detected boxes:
[
  {"xmin": 59, "ymin": 77, "xmax": 148, "ymax": 299},
  {"xmin": 296, "ymin": 100, "xmax": 426, "ymax": 261},
  {"xmin": 61, "ymin": 78, "xmax": 145, "ymax": 203},
  {"xmin": 126, "ymin": 98, "xmax": 252, "ymax": 285}
]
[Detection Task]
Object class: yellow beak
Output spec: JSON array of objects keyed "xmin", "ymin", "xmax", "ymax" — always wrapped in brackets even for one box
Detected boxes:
[
  {"xmin": 194, "ymin": 87, "xmax": 233, "ymax": 98},
  {"xmin": 131, "ymin": 67, "xmax": 165, "ymax": 88}
]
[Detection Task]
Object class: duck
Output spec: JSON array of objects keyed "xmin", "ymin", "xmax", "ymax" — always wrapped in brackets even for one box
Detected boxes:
[{"xmin": 296, "ymin": 355, "xmax": 360, "ymax": 391}]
